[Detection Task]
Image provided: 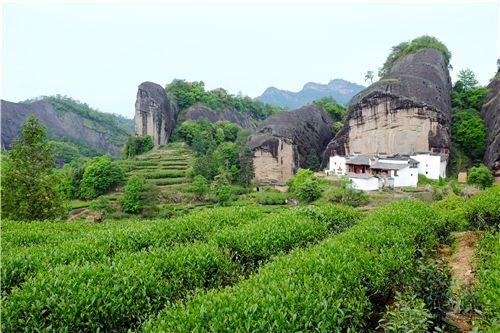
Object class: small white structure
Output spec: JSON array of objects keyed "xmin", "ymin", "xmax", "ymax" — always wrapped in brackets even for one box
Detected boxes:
[
  {"xmin": 348, "ymin": 173, "xmax": 380, "ymax": 191},
  {"xmin": 328, "ymin": 155, "xmax": 346, "ymax": 176},
  {"xmin": 410, "ymin": 153, "xmax": 446, "ymax": 180},
  {"xmin": 327, "ymin": 153, "xmax": 421, "ymax": 191}
]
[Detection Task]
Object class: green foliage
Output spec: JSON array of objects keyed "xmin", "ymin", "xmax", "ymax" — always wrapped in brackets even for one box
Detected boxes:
[
  {"xmin": 452, "ymin": 109, "xmax": 486, "ymax": 162},
  {"xmin": 48, "ymin": 140, "xmax": 83, "ymax": 164},
  {"xmin": 237, "ymin": 148, "xmax": 255, "ymax": 187},
  {"xmin": 464, "ymin": 186, "xmax": 500, "ymax": 230},
  {"xmin": 312, "ymin": 97, "xmax": 347, "ymax": 122},
  {"xmin": 121, "ymin": 175, "xmax": 145, "ymax": 214},
  {"xmin": 474, "ymin": 231, "xmax": 500, "ymax": 331},
  {"xmin": 379, "ymin": 35, "xmax": 451, "ymax": 77},
  {"xmin": 1, "ymin": 115, "xmax": 67, "ymax": 220},
  {"xmin": 327, "ymin": 187, "xmax": 369, "ymax": 207},
  {"xmin": 211, "ymin": 173, "xmax": 232, "ymax": 205},
  {"xmin": 378, "ymin": 291, "xmax": 432, "ymax": 333},
  {"xmin": 144, "ymin": 200, "xmax": 445, "ymax": 332},
  {"xmin": 467, "ymin": 164, "xmax": 494, "ymax": 189},
  {"xmin": 166, "ymin": 79, "xmax": 282, "ymax": 119},
  {"xmin": 78, "ymin": 155, "xmax": 125, "ymax": 199},
  {"xmin": 191, "ymin": 175, "xmax": 209, "ymax": 199},
  {"xmin": 122, "ymin": 135, "xmax": 154, "ymax": 159},
  {"xmin": 250, "ymin": 190, "xmax": 289, "ymax": 205},
  {"xmin": 286, "ymin": 168, "xmax": 323, "ymax": 203},
  {"xmin": 305, "ymin": 151, "xmax": 321, "ymax": 171},
  {"xmin": 434, "ymin": 193, "xmax": 467, "ymax": 231},
  {"xmin": 296, "ymin": 177, "xmax": 322, "ymax": 203},
  {"xmin": 89, "ymin": 197, "xmax": 115, "ymax": 216}
]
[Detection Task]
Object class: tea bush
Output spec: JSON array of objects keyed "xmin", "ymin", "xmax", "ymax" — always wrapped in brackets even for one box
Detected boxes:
[
  {"xmin": 464, "ymin": 186, "xmax": 500, "ymax": 230},
  {"xmin": 143, "ymin": 200, "xmax": 445, "ymax": 332}
]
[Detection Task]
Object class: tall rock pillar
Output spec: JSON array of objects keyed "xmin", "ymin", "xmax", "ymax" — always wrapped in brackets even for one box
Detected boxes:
[{"xmin": 134, "ymin": 81, "xmax": 178, "ymax": 146}]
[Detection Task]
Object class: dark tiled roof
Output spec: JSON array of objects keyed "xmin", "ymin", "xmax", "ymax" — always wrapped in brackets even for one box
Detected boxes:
[{"xmin": 346, "ymin": 155, "xmax": 373, "ymax": 165}]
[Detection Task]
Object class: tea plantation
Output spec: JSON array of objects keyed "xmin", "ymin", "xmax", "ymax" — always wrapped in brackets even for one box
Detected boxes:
[{"xmin": 1, "ymin": 187, "xmax": 499, "ymax": 332}]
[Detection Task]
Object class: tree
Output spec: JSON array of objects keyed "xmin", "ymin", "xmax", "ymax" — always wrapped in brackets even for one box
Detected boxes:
[
  {"xmin": 1, "ymin": 115, "xmax": 67, "ymax": 220},
  {"xmin": 364, "ymin": 71, "xmax": 374, "ymax": 84},
  {"xmin": 78, "ymin": 155, "xmax": 124, "ymax": 199},
  {"xmin": 192, "ymin": 175, "xmax": 209, "ymax": 199},
  {"xmin": 457, "ymin": 69, "xmax": 478, "ymax": 89},
  {"xmin": 122, "ymin": 135, "xmax": 154, "ymax": 159},
  {"xmin": 467, "ymin": 164, "xmax": 493, "ymax": 189},
  {"xmin": 121, "ymin": 175, "xmax": 144, "ymax": 213},
  {"xmin": 452, "ymin": 109, "xmax": 486, "ymax": 162},
  {"xmin": 211, "ymin": 173, "xmax": 232, "ymax": 205},
  {"xmin": 238, "ymin": 148, "xmax": 255, "ymax": 187},
  {"xmin": 286, "ymin": 168, "xmax": 323, "ymax": 203}
]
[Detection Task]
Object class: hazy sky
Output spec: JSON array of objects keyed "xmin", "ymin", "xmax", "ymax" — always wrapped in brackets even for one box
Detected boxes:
[{"xmin": 2, "ymin": 0, "xmax": 499, "ymax": 118}]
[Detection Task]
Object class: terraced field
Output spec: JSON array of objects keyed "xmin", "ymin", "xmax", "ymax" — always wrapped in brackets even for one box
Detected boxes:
[{"xmin": 122, "ymin": 142, "xmax": 192, "ymax": 189}]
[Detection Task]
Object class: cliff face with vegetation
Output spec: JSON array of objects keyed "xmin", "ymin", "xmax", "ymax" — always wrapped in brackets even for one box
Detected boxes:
[
  {"xmin": 246, "ymin": 104, "xmax": 332, "ymax": 184},
  {"xmin": 134, "ymin": 81, "xmax": 179, "ymax": 146},
  {"xmin": 1, "ymin": 97, "xmax": 133, "ymax": 158},
  {"xmin": 481, "ymin": 74, "xmax": 500, "ymax": 181},
  {"xmin": 323, "ymin": 48, "xmax": 452, "ymax": 165}
]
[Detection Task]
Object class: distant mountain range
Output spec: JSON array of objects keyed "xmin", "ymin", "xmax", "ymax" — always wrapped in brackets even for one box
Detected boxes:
[{"xmin": 255, "ymin": 79, "xmax": 364, "ymax": 108}]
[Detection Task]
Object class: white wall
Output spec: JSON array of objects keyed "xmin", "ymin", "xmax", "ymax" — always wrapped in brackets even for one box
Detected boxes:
[
  {"xmin": 349, "ymin": 176, "xmax": 379, "ymax": 191},
  {"xmin": 329, "ymin": 156, "xmax": 346, "ymax": 175},
  {"xmin": 393, "ymin": 166, "xmax": 418, "ymax": 188},
  {"xmin": 410, "ymin": 154, "xmax": 445, "ymax": 180}
]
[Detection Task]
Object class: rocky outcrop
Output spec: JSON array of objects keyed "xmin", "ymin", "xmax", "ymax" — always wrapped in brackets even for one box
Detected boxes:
[
  {"xmin": 1, "ymin": 99, "xmax": 130, "ymax": 157},
  {"xmin": 180, "ymin": 106, "xmax": 258, "ymax": 129},
  {"xmin": 246, "ymin": 104, "xmax": 333, "ymax": 184},
  {"xmin": 322, "ymin": 48, "xmax": 452, "ymax": 168},
  {"xmin": 135, "ymin": 82, "xmax": 179, "ymax": 146},
  {"xmin": 481, "ymin": 74, "xmax": 500, "ymax": 181}
]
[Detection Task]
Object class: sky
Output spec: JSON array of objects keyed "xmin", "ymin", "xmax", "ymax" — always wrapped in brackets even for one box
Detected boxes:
[{"xmin": 2, "ymin": 0, "xmax": 499, "ymax": 119}]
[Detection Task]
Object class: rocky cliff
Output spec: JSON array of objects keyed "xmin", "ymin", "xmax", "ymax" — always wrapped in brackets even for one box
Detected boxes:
[
  {"xmin": 180, "ymin": 106, "xmax": 258, "ymax": 129},
  {"xmin": 322, "ymin": 48, "xmax": 452, "ymax": 167},
  {"xmin": 135, "ymin": 82, "xmax": 179, "ymax": 146},
  {"xmin": 481, "ymin": 74, "xmax": 500, "ymax": 181},
  {"xmin": 1, "ymin": 98, "xmax": 131, "ymax": 157},
  {"xmin": 246, "ymin": 104, "xmax": 333, "ymax": 184},
  {"xmin": 256, "ymin": 79, "xmax": 364, "ymax": 108}
]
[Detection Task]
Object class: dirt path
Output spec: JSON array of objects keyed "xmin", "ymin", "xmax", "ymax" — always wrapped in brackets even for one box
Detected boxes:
[{"xmin": 439, "ymin": 231, "xmax": 481, "ymax": 332}]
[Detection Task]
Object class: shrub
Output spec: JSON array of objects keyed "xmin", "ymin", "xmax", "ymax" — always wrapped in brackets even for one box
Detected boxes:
[
  {"xmin": 191, "ymin": 175, "xmax": 209, "ymax": 199},
  {"xmin": 467, "ymin": 164, "xmax": 493, "ymax": 189},
  {"xmin": 327, "ymin": 187, "xmax": 369, "ymax": 207},
  {"xmin": 121, "ymin": 175, "xmax": 144, "ymax": 214},
  {"xmin": 378, "ymin": 291, "xmax": 432, "ymax": 333},
  {"xmin": 89, "ymin": 197, "xmax": 115, "ymax": 216},
  {"xmin": 464, "ymin": 186, "xmax": 500, "ymax": 230},
  {"xmin": 251, "ymin": 191, "xmax": 289, "ymax": 205},
  {"xmin": 122, "ymin": 135, "xmax": 154, "ymax": 159},
  {"xmin": 78, "ymin": 155, "xmax": 124, "ymax": 199},
  {"xmin": 143, "ymin": 200, "xmax": 446, "ymax": 332},
  {"xmin": 296, "ymin": 177, "xmax": 322, "ymax": 203},
  {"xmin": 474, "ymin": 231, "xmax": 500, "ymax": 331}
]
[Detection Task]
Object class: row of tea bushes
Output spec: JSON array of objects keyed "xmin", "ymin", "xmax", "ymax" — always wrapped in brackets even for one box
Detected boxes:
[
  {"xmin": 1, "ymin": 206, "xmax": 269, "ymax": 294},
  {"xmin": 143, "ymin": 200, "xmax": 445, "ymax": 332},
  {"xmin": 474, "ymin": 230, "xmax": 500, "ymax": 332},
  {"xmin": 2, "ymin": 205, "xmax": 361, "ymax": 332}
]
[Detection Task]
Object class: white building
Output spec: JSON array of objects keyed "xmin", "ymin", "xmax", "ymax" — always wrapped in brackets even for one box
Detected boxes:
[
  {"xmin": 410, "ymin": 153, "xmax": 446, "ymax": 180},
  {"xmin": 327, "ymin": 154, "xmax": 420, "ymax": 191}
]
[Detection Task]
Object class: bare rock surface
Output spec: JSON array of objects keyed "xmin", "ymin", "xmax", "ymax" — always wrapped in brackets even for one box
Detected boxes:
[
  {"xmin": 322, "ymin": 48, "xmax": 452, "ymax": 166},
  {"xmin": 135, "ymin": 81, "xmax": 179, "ymax": 146},
  {"xmin": 246, "ymin": 104, "xmax": 332, "ymax": 184},
  {"xmin": 481, "ymin": 75, "xmax": 500, "ymax": 181}
]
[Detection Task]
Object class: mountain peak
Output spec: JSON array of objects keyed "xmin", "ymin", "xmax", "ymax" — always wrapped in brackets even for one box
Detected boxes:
[{"xmin": 257, "ymin": 79, "xmax": 364, "ymax": 109}]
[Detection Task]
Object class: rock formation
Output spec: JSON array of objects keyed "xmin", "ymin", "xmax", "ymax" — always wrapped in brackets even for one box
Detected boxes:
[
  {"xmin": 180, "ymin": 106, "xmax": 258, "ymax": 129},
  {"xmin": 1, "ymin": 99, "xmax": 130, "ymax": 157},
  {"xmin": 481, "ymin": 74, "xmax": 500, "ymax": 181},
  {"xmin": 322, "ymin": 48, "xmax": 452, "ymax": 167},
  {"xmin": 246, "ymin": 104, "xmax": 333, "ymax": 184},
  {"xmin": 135, "ymin": 82, "xmax": 179, "ymax": 146}
]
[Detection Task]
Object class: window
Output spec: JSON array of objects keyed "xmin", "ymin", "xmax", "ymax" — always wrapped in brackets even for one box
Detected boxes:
[
  {"xmin": 394, "ymin": 170, "xmax": 398, "ymax": 176},
  {"xmin": 426, "ymin": 171, "xmax": 428, "ymax": 175}
]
